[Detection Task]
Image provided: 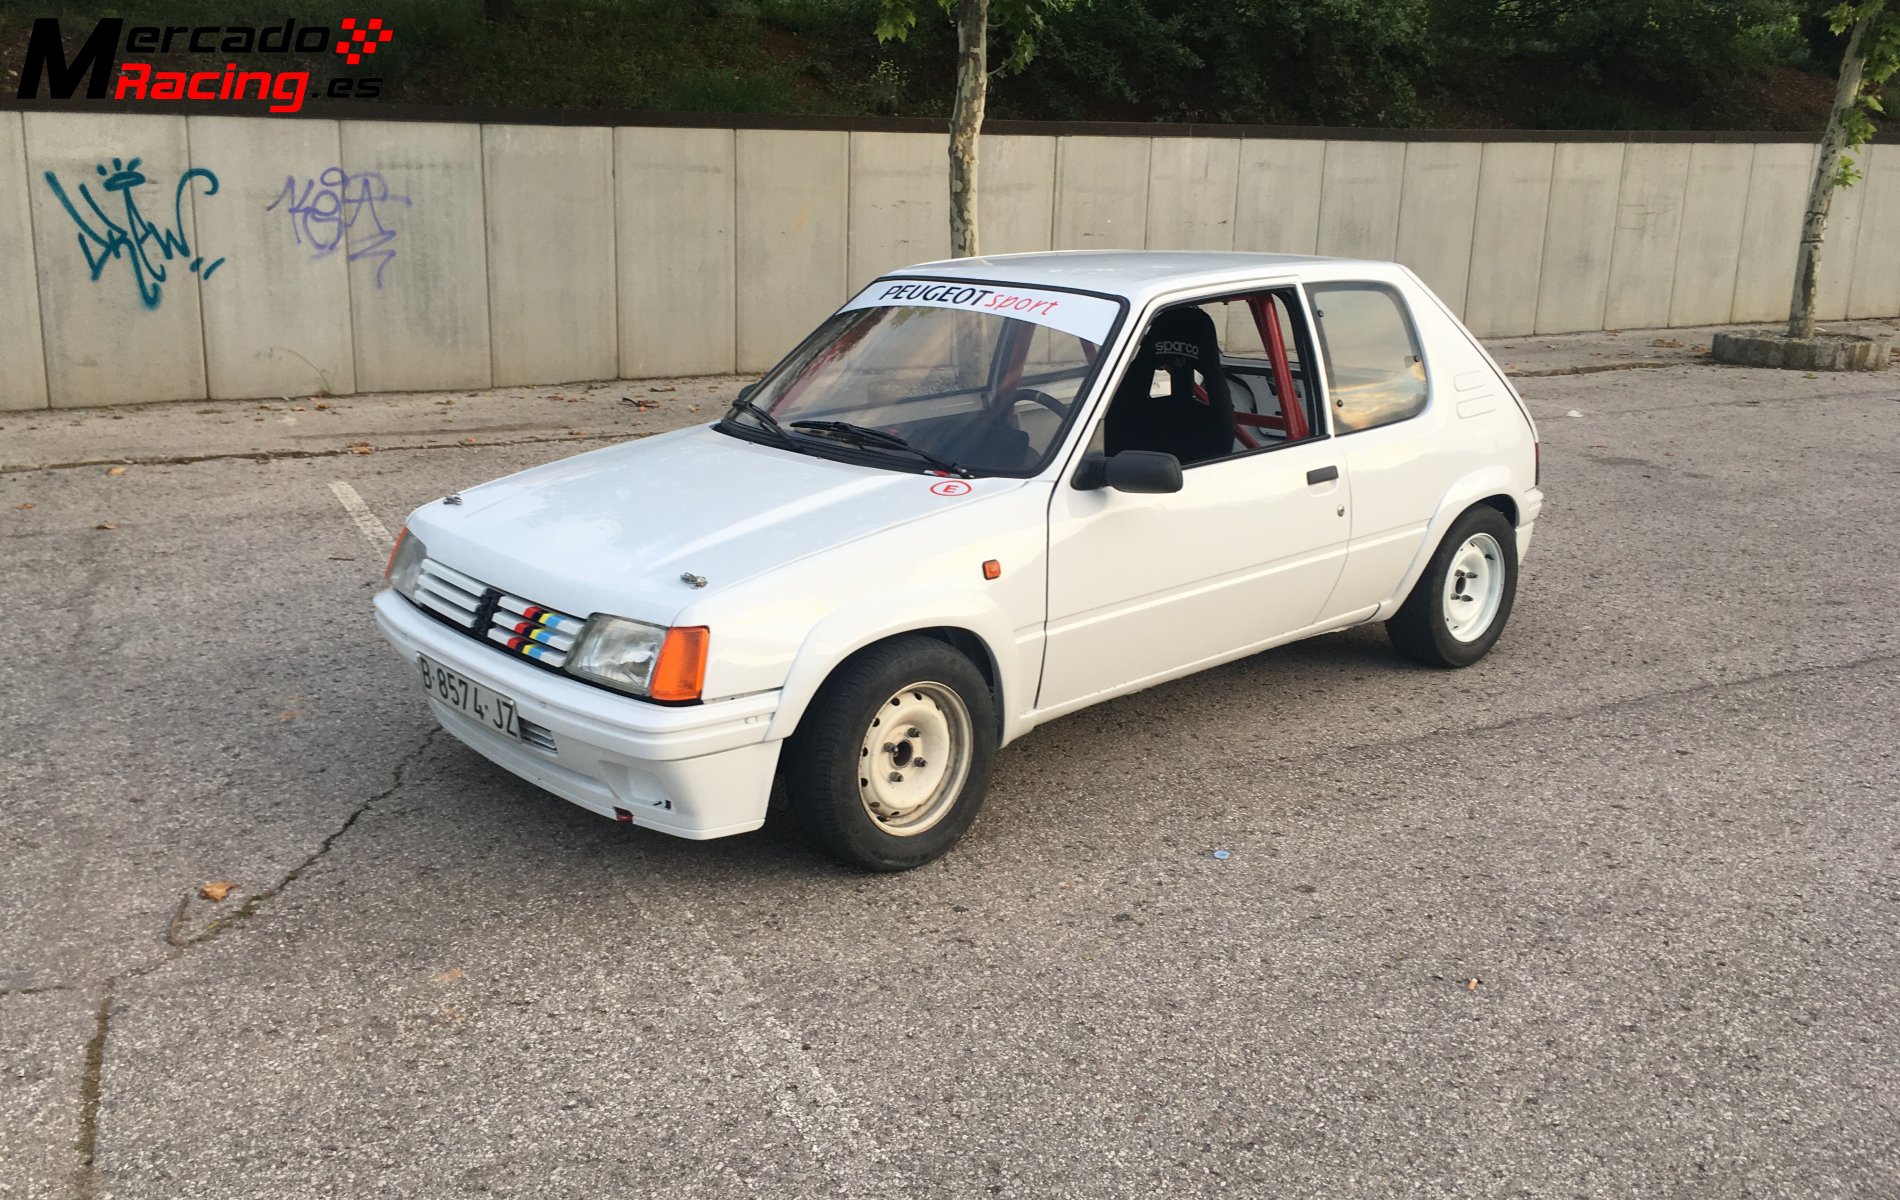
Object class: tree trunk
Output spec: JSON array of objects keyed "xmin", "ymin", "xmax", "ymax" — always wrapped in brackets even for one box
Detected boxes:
[
  {"xmin": 1789, "ymin": 12, "xmax": 1874, "ymax": 339},
  {"xmin": 948, "ymin": 0, "xmax": 988, "ymax": 258}
]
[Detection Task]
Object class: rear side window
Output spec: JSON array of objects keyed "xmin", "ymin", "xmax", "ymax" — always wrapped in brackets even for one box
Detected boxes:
[{"xmin": 1308, "ymin": 283, "xmax": 1427, "ymax": 434}]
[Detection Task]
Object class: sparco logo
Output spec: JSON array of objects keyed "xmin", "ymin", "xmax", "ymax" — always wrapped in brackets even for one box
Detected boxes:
[{"xmin": 14, "ymin": 17, "xmax": 391, "ymax": 114}]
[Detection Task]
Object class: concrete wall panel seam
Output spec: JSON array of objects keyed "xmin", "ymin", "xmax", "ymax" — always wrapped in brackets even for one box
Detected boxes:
[
  {"xmin": 185, "ymin": 117, "xmax": 210, "ymax": 401},
  {"xmin": 481, "ymin": 124, "xmax": 499, "ymax": 388},
  {"xmin": 2, "ymin": 111, "xmax": 52, "ymax": 409}
]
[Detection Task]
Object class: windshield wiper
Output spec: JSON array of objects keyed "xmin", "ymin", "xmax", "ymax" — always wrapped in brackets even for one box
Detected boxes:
[
  {"xmin": 788, "ymin": 420, "xmax": 973, "ymax": 478},
  {"xmin": 726, "ymin": 394, "xmax": 796, "ymax": 448}
]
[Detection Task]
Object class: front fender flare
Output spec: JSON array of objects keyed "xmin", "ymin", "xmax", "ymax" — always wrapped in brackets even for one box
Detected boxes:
[{"xmin": 764, "ymin": 590, "xmax": 1026, "ymax": 745}]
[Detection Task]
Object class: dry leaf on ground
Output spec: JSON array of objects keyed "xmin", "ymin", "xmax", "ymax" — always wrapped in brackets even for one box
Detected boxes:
[
  {"xmin": 347, "ymin": 442, "xmax": 374, "ymax": 455},
  {"xmin": 433, "ymin": 968, "xmax": 465, "ymax": 982},
  {"xmin": 200, "ymin": 880, "xmax": 235, "ymax": 902},
  {"xmin": 16, "ymin": 502, "xmax": 34, "ymax": 510},
  {"xmin": 106, "ymin": 466, "xmax": 127, "ymax": 476},
  {"xmin": 94, "ymin": 521, "xmax": 118, "ymax": 530}
]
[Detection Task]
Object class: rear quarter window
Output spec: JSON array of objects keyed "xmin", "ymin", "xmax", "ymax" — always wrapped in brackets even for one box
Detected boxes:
[{"xmin": 1308, "ymin": 283, "xmax": 1428, "ymax": 434}]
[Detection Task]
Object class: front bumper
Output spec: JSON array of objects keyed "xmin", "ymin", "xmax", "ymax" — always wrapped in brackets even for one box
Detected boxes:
[{"xmin": 374, "ymin": 590, "xmax": 782, "ymax": 839}]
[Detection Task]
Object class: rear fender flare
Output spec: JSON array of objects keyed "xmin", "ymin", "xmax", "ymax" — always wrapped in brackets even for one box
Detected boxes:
[{"xmin": 1374, "ymin": 466, "xmax": 1519, "ymax": 621}]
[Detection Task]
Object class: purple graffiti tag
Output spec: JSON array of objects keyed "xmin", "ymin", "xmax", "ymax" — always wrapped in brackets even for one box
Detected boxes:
[
  {"xmin": 267, "ymin": 167, "xmax": 411, "ymax": 288},
  {"xmin": 43, "ymin": 157, "xmax": 225, "ymax": 310}
]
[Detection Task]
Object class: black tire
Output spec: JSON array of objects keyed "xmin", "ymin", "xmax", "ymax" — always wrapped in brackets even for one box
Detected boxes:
[
  {"xmin": 1386, "ymin": 505, "xmax": 1519, "ymax": 668},
  {"xmin": 782, "ymin": 636, "xmax": 998, "ymax": 872}
]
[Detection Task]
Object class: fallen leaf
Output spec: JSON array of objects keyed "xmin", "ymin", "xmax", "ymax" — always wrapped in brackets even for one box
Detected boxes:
[
  {"xmin": 279, "ymin": 709, "xmax": 300, "ymax": 721},
  {"xmin": 687, "ymin": 404, "xmax": 701, "ymax": 413},
  {"xmin": 433, "ymin": 968, "xmax": 465, "ymax": 983},
  {"xmin": 1650, "ymin": 337, "xmax": 1686, "ymax": 348},
  {"xmin": 347, "ymin": 442, "xmax": 374, "ymax": 455},
  {"xmin": 464, "ymin": 436, "xmax": 480, "ymax": 444},
  {"xmin": 1467, "ymin": 978, "xmax": 1481, "ymax": 991},
  {"xmin": 648, "ymin": 385, "xmax": 676, "ymax": 393},
  {"xmin": 16, "ymin": 501, "xmax": 34, "ymax": 510},
  {"xmin": 94, "ymin": 521, "xmax": 117, "ymax": 530},
  {"xmin": 314, "ymin": 402, "xmax": 330, "ymax": 411},
  {"xmin": 105, "ymin": 465, "xmax": 127, "ymax": 476},
  {"xmin": 200, "ymin": 880, "xmax": 235, "ymax": 902}
]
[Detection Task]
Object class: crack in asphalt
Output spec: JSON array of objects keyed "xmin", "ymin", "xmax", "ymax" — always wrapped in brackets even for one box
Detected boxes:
[
  {"xmin": 167, "ymin": 727, "xmax": 444, "ymax": 954},
  {"xmin": 1510, "ymin": 360, "xmax": 1682, "ymax": 377},
  {"xmin": 71, "ymin": 992, "xmax": 112, "ymax": 1200},
  {"xmin": 48, "ymin": 724, "xmax": 444, "ymax": 1200},
  {"xmin": 0, "ymin": 983, "xmax": 79, "ymax": 999},
  {"xmin": 0, "ymin": 432, "xmax": 634, "ymax": 476},
  {"xmin": 1197, "ymin": 648, "xmax": 1900, "ymax": 786}
]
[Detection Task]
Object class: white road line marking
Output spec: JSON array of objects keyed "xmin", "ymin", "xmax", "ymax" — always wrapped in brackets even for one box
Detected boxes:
[
  {"xmin": 329, "ymin": 481, "xmax": 393, "ymax": 555},
  {"xmin": 655, "ymin": 904, "xmax": 907, "ymax": 1196}
]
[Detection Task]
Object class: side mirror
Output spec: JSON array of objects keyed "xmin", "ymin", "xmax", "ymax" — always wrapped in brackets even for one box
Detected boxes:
[
  {"xmin": 1074, "ymin": 450, "xmax": 1183, "ymax": 493},
  {"xmin": 1107, "ymin": 451, "xmax": 1184, "ymax": 494}
]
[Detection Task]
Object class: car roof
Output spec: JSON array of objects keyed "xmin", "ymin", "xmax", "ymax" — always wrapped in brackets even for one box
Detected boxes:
[{"xmin": 886, "ymin": 250, "xmax": 1405, "ymax": 306}]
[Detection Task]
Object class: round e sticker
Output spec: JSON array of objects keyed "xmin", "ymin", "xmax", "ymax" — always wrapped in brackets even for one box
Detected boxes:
[{"xmin": 929, "ymin": 479, "xmax": 972, "ymax": 497}]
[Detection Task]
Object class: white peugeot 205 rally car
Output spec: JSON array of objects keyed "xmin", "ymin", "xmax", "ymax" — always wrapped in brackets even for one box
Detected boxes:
[{"xmin": 375, "ymin": 252, "xmax": 1543, "ymax": 870}]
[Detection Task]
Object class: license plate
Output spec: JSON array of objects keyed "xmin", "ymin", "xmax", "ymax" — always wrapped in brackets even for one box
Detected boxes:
[{"xmin": 418, "ymin": 654, "xmax": 520, "ymax": 740}]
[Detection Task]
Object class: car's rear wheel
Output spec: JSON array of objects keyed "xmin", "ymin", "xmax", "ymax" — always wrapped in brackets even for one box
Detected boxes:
[
  {"xmin": 1386, "ymin": 505, "xmax": 1519, "ymax": 668},
  {"xmin": 783, "ymin": 636, "xmax": 997, "ymax": 871}
]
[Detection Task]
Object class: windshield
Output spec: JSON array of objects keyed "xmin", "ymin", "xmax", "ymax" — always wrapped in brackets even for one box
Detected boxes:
[{"xmin": 725, "ymin": 279, "xmax": 1124, "ymax": 476}]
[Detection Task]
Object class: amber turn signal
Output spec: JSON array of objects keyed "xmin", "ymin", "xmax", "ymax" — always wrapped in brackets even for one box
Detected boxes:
[
  {"xmin": 982, "ymin": 559, "xmax": 1001, "ymax": 580},
  {"xmin": 650, "ymin": 626, "xmax": 711, "ymax": 702}
]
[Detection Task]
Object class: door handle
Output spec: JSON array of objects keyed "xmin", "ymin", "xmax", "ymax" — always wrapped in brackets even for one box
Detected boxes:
[{"xmin": 1306, "ymin": 465, "xmax": 1339, "ymax": 485}]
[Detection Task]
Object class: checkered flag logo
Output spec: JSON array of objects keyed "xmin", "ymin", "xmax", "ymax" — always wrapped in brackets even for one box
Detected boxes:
[{"xmin": 334, "ymin": 17, "xmax": 393, "ymax": 65}]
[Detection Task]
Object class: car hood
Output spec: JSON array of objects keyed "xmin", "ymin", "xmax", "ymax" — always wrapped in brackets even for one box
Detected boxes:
[{"xmin": 406, "ymin": 424, "xmax": 1032, "ymax": 623}]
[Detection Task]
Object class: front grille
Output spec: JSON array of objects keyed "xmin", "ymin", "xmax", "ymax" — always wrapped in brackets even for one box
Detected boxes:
[
  {"xmin": 413, "ymin": 558, "xmax": 585, "ymax": 674},
  {"xmin": 518, "ymin": 718, "xmax": 558, "ymax": 752}
]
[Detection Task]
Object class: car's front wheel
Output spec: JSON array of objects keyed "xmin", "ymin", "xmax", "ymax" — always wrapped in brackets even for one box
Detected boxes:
[
  {"xmin": 1386, "ymin": 505, "xmax": 1519, "ymax": 668},
  {"xmin": 782, "ymin": 636, "xmax": 998, "ymax": 871}
]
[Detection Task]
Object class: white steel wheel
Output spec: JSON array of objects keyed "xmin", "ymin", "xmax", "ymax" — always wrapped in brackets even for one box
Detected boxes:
[
  {"xmin": 1442, "ymin": 532, "xmax": 1506, "ymax": 643},
  {"xmin": 857, "ymin": 681, "xmax": 972, "ymax": 837},
  {"xmin": 1386, "ymin": 505, "xmax": 1519, "ymax": 669},
  {"xmin": 784, "ymin": 634, "xmax": 998, "ymax": 871}
]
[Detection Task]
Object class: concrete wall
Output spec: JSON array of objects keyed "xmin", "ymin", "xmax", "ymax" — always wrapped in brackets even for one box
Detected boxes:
[{"xmin": 3, "ymin": 112, "xmax": 1897, "ymax": 409}]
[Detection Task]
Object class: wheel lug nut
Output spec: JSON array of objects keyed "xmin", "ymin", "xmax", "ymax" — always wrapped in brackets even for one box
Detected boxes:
[
  {"xmin": 883, "ymin": 742, "xmax": 898, "ymax": 753},
  {"xmin": 889, "ymin": 772, "xmax": 903, "ymax": 783},
  {"xmin": 906, "ymin": 727, "xmax": 922, "ymax": 738},
  {"xmin": 913, "ymin": 758, "xmax": 927, "ymax": 768}
]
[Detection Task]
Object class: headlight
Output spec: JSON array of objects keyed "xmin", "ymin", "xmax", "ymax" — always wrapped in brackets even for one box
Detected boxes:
[
  {"xmin": 385, "ymin": 528, "xmax": 427, "ymax": 600},
  {"xmin": 567, "ymin": 616, "xmax": 709, "ymax": 702}
]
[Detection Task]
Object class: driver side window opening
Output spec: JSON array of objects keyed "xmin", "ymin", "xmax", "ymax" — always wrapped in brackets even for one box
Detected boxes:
[{"xmin": 1096, "ymin": 287, "xmax": 1324, "ymax": 469}]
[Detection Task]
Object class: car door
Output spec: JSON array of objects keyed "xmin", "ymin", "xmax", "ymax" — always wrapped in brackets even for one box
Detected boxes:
[{"xmin": 1038, "ymin": 443, "xmax": 1352, "ymax": 709}]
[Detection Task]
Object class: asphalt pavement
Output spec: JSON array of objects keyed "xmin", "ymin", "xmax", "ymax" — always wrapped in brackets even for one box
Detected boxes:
[{"xmin": 2, "ymin": 322, "xmax": 1897, "ymax": 1199}]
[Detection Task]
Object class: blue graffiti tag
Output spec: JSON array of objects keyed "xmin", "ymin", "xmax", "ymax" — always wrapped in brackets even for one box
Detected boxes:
[
  {"xmin": 42, "ymin": 158, "xmax": 225, "ymax": 311},
  {"xmin": 266, "ymin": 167, "xmax": 412, "ymax": 288}
]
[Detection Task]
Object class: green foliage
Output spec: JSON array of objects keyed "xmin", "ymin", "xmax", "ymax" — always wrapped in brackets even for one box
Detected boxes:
[
  {"xmin": 1004, "ymin": 0, "xmax": 1434, "ymax": 125},
  {"xmin": 874, "ymin": 0, "xmax": 1082, "ymax": 74},
  {"xmin": 1827, "ymin": 0, "xmax": 1899, "ymax": 176}
]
